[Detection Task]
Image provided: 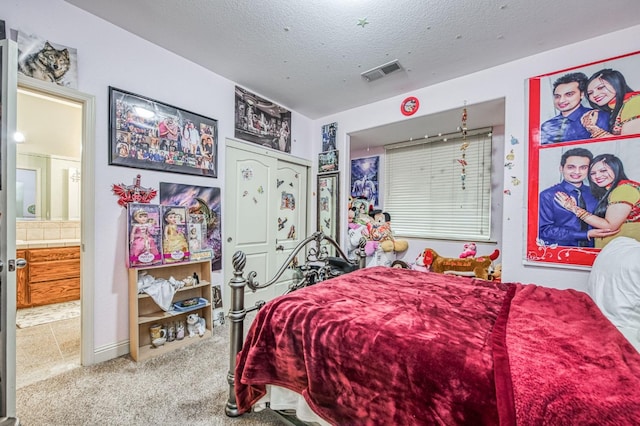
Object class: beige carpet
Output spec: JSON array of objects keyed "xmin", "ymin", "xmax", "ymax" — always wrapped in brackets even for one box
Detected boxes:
[
  {"xmin": 16, "ymin": 321, "xmax": 284, "ymax": 425},
  {"xmin": 16, "ymin": 300, "xmax": 81, "ymax": 329}
]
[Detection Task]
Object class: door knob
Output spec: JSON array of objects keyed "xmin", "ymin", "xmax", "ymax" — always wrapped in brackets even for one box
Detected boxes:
[{"xmin": 8, "ymin": 258, "xmax": 27, "ymax": 272}]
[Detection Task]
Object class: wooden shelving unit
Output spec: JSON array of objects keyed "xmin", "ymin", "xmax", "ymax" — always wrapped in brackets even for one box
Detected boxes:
[{"xmin": 128, "ymin": 259, "xmax": 213, "ymax": 361}]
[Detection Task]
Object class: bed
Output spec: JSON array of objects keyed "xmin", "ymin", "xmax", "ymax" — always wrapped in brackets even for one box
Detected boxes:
[{"xmin": 225, "ymin": 233, "xmax": 640, "ymax": 425}]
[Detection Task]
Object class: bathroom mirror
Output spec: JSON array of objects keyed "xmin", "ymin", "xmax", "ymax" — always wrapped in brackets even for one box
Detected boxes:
[
  {"xmin": 16, "ymin": 168, "xmax": 40, "ymax": 219},
  {"xmin": 16, "ymin": 152, "xmax": 81, "ymax": 221}
]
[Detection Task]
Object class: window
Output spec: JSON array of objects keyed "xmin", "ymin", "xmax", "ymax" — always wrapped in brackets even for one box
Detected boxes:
[{"xmin": 384, "ymin": 128, "xmax": 492, "ymax": 241}]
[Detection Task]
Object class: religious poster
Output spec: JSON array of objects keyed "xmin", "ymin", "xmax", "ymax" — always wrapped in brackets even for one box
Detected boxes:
[{"xmin": 234, "ymin": 86, "xmax": 291, "ymax": 153}]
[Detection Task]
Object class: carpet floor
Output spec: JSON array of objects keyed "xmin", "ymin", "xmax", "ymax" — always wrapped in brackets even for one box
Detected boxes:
[{"xmin": 16, "ymin": 321, "xmax": 285, "ymax": 425}]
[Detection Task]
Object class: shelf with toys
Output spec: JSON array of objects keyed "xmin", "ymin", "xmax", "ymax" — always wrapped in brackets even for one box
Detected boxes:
[
  {"xmin": 128, "ymin": 259, "xmax": 213, "ymax": 361},
  {"xmin": 125, "ymin": 201, "xmax": 218, "ymax": 361}
]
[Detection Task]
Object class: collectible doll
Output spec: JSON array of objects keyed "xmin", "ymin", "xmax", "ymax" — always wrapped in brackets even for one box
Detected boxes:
[
  {"xmin": 162, "ymin": 208, "xmax": 188, "ymax": 257},
  {"xmin": 129, "ymin": 208, "xmax": 160, "ymax": 263}
]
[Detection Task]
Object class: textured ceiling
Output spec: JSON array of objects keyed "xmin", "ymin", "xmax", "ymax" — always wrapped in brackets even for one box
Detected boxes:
[{"xmin": 62, "ymin": 0, "xmax": 640, "ymax": 147}]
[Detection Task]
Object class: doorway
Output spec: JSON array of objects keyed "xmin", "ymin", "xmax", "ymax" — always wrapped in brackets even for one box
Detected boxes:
[{"xmin": 14, "ymin": 81, "xmax": 90, "ymax": 389}]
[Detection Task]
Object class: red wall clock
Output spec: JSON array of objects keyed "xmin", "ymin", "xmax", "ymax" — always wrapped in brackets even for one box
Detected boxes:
[{"xmin": 400, "ymin": 96, "xmax": 419, "ymax": 116}]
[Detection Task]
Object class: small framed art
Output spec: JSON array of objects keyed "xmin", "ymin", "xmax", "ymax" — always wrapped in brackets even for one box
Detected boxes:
[{"xmin": 318, "ymin": 150, "xmax": 339, "ymax": 174}]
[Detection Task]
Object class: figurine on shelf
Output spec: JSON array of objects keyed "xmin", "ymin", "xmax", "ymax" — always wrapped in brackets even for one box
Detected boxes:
[{"xmin": 186, "ymin": 313, "xmax": 206, "ymax": 337}]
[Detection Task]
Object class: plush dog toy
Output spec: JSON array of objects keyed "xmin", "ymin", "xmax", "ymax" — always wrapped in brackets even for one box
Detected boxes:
[
  {"xmin": 186, "ymin": 313, "xmax": 206, "ymax": 337},
  {"xmin": 418, "ymin": 248, "xmax": 500, "ymax": 280}
]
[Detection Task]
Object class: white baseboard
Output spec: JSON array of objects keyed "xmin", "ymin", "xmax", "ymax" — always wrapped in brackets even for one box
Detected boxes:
[{"xmin": 91, "ymin": 340, "xmax": 130, "ymax": 364}]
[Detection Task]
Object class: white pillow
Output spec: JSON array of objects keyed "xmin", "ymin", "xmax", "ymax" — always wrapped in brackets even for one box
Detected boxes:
[{"xmin": 587, "ymin": 237, "xmax": 640, "ymax": 351}]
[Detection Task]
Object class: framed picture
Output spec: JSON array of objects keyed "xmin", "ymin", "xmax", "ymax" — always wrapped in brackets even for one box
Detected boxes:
[
  {"xmin": 322, "ymin": 122, "xmax": 337, "ymax": 152},
  {"xmin": 234, "ymin": 85, "xmax": 291, "ymax": 153},
  {"xmin": 17, "ymin": 31, "xmax": 78, "ymax": 88},
  {"xmin": 159, "ymin": 182, "xmax": 222, "ymax": 271},
  {"xmin": 317, "ymin": 173, "xmax": 339, "ymax": 243},
  {"xmin": 350, "ymin": 156, "xmax": 379, "ymax": 207},
  {"xmin": 109, "ymin": 87, "xmax": 218, "ymax": 178},
  {"xmin": 526, "ymin": 50, "xmax": 640, "ymax": 267},
  {"xmin": 318, "ymin": 150, "xmax": 339, "ymax": 174}
]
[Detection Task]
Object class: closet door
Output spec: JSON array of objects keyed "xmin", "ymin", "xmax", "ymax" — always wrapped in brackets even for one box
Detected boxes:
[{"xmin": 223, "ymin": 139, "xmax": 309, "ymax": 313}]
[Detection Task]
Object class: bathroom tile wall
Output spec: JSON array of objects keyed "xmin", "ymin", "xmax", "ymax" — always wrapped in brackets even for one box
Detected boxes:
[{"xmin": 16, "ymin": 221, "xmax": 81, "ymax": 247}]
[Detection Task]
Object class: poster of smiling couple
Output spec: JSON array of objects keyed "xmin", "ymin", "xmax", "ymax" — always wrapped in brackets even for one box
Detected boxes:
[{"xmin": 527, "ymin": 49, "xmax": 640, "ymax": 267}]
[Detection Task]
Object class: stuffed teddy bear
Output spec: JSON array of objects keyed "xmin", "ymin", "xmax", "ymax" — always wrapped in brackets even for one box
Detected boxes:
[
  {"xmin": 186, "ymin": 313, "xmax": 206, "ymax": 337},
  {"xmin": 489, "ymin": 263, "xmax": 502, "ymax": 282}
]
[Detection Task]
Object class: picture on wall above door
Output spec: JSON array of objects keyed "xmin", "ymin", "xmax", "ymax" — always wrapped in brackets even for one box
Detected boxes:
[
  {"xmin": 322, "ymin": 122, "xmax": 337, "ymax": 152},
  {"xmin": 159, "ymin": 183, "xmax": 222, "ymax": 270},
  {"xmin": 351, "ymin": 156, "xmax": 379, "ymax": 207},
  {"xmin": 17, "ymin": 31, "xmax": 78, "ymax": 88},
  {"xmin": 234, "ymin": 85, "xmax": 292, "ymax": 153}
]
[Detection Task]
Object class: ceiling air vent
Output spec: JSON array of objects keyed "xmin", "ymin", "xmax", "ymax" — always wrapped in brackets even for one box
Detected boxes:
[{"xmin": 361, "ymin": 60, "xmax": 402, "ymax": 82}]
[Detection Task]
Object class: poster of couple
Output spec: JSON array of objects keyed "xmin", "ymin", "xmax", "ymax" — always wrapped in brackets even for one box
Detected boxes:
[{"xmin": 527, "ymin": 49, "xmax": 640, "ymax": 267}]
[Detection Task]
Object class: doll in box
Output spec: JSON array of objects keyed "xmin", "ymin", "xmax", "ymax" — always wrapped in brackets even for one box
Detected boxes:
[
  {"xmin": 128, "ymin": 205, "xmax": 162, "ymax": 266},
  {"xmin": 162, "ymin": 206, "xmax": 189, "ymax": 263}
]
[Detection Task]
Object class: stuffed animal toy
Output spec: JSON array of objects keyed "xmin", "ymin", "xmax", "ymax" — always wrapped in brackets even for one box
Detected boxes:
[
  {"xmin": 360, "ymin": 210, "xmax": 409, "ymax": 256},
  {"xmin": 186, "ymin": 313, "xmax": 206, "ymax": 337},
  {"xmin": 346, "ymin": 223, "xmax": 367, "ymax": 260},
  {"xmin": 459, "ymin": 242, "xmax": 477, "ymax": 258},
  {"xmin": 489, "ymin": 263, "xmax": 502, "ymax": 282},
  {"xmin": 418, "ymin": 248, "xmax": 500, "ymax": 280}
]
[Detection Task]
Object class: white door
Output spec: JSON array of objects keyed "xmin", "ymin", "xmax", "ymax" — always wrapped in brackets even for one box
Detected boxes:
[
  {"xmin": 223, "ymin": 138, "xmax": 309, "ymax": 311},
  {"xmin": 0, "ymin": 39, "xmax": 19, "ymax": 418}
]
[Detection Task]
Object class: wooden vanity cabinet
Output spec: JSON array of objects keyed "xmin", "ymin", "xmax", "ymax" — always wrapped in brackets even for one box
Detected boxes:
[{"xmin": 16, "ymin": 246, "xmax": 81, "ymax": 309}]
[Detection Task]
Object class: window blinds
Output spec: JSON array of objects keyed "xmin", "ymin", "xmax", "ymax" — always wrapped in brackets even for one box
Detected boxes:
[{"xmin": 384, "ymin": 129, "xmax": 492, "ymax": 240}]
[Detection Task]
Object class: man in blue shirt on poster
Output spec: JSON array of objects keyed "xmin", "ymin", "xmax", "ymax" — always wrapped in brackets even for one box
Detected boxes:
[
  {"xmin": 538, "ymin": 147, "xmax": 613, "ymax": 247},
  {"xmin": 540, "ymin": 72, "xmax": 610, "ymax": 145}
]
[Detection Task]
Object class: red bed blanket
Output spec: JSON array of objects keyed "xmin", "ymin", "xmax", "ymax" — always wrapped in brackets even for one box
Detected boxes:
[{"xmin": 235, "ymin": 266, "xmax": 640, "ymax": 425}]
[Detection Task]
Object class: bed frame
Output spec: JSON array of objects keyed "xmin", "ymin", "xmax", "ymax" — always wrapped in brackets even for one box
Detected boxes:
[{"xmin": 225, "ymin": 231, "xmax": 365, "ymax": 420}]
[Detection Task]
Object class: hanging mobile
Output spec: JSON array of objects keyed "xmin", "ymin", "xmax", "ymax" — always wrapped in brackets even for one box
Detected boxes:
[{"xmin": 459, "ymin": 103, "xmax": 468, "ymax": 190}]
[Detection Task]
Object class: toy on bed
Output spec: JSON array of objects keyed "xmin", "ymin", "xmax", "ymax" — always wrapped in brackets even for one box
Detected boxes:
[
  {"xmin": 352, "ymin": 210, "xmax": 408, "ymax": 256},
  {"xmin": 425, "ymin": 248, "xmax": 499, "ymax": 280},
  {"xmin": 459, "ymin": 242, "xmax": 477, "ymax": 258},
  {"xmin": 394, "ymin": 247, "xmax": 499, "ymax": 280}
]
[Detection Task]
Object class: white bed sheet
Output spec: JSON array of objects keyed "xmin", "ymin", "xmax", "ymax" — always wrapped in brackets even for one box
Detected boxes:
[
  {"xmin": 255, "ymin": 385, "xmax": 331, "ymax": 426},
  {"xmin": 588, "ymin": 236, "xmax": 640, "ymax": 352}
]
